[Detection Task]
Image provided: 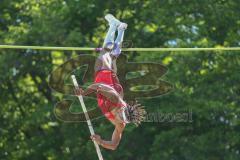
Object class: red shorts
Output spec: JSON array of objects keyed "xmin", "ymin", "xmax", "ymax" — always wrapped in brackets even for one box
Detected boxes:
[{"xmin": 94, "ymin": 70, "xmax": 124, "ymax": 120}]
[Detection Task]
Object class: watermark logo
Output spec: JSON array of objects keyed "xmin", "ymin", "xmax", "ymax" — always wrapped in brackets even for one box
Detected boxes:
[
  {"xmin": 144, "ymin": 109, "xmax": 193, "ymax": 123},
  {"xmin": 48, "ymin": 46, "xmax": 174, "ymax": 122}
]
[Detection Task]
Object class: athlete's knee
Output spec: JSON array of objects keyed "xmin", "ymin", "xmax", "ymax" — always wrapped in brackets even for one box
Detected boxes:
[
  {"xmin": 103, "ymin": 42, "xmax": 114, "ymax": 51},
  {"xmin": 111, "ymin": 43, "xmax": 121, "ymax": 57}
]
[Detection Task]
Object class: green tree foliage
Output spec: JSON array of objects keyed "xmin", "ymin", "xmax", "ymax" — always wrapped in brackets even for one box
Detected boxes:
[{"xmin": 0, "ymin": 0, "xmax": 240, "ymax": 159}]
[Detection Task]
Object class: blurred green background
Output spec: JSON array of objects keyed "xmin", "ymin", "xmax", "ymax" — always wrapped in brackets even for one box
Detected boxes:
[{"xmin": 0, "ymin": 0, "xmax": 240, "ymax": 159}]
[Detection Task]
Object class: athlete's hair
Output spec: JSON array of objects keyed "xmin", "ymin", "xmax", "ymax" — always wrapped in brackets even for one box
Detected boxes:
[{"xmin": 126, "ymin": 100, "xmax": 147, "ymax": 126}]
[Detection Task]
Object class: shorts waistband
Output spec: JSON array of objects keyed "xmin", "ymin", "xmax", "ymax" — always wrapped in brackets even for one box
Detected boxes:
[{"xmin": 95, "ymin": 69, "xmax": 116, "ymax": 76}]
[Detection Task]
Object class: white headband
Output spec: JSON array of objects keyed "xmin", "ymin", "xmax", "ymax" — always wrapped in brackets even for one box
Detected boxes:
[{"xmin": 122, "ymin": 106, "xmax": 130, "ymax": 124}]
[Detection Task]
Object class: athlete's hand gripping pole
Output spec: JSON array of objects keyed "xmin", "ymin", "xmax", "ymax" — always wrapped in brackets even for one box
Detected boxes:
[{"xmin": 71, "ymin": 75, "xmax": 104, "ymax": 160}]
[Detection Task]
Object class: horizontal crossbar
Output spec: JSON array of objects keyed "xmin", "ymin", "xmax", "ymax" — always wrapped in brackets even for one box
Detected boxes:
[{"xmin": 0, "ymin": 45, "xmax": 240, "ymax": 52}]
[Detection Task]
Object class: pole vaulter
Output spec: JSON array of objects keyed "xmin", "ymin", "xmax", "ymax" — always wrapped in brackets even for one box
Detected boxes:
[{"xmin": 73, "ymin": 14, "xmax": 147, "ymax": 152}]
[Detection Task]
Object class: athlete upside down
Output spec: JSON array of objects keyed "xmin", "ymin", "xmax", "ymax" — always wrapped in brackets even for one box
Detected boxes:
[{"xmin": 75, "ymin": 14, "xmax": 146, "ymax": 150}]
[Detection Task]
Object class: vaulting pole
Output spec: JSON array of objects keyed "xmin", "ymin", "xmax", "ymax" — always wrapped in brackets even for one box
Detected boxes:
[{"xmin": 71, "ymin": 75, "xmax": 104, "ymax": 160}]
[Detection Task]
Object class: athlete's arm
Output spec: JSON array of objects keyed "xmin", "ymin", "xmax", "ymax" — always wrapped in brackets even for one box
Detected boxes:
[
  {"xmin": 74, "ymin": 83, "xmax": 102, "ymax": 96},
  {"xmin": 74, "ymin": 87, "xmax": 93, "ymax": 96},
  {"xmin": 91, "ymin": 123, "xmax": 125, "ymax": 150}
]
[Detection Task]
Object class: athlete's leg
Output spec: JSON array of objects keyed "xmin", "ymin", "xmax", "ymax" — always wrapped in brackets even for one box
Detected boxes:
[
  {"xmin": 103, "ymin": 14, "xmax": 121, "ymax": 48},
  {"xmin": 95, "ymin": 14, "xmax": 120, "ymax": 72},
  {"xmin": 103, "ymin": 25, "xmax": 117, "ymax": 48},
  {"xmin": 111, "ymin": 23, "xmax": 128, "ymax": 72},
  {"xmin": 115, "ymin": 23, "xmax": 128, "ymax": 46},
  {"xmin": 95, "ymin": 23, "xmax": 116, "ymax": 72},
  {"xmin": 111, "ymin": 23, "xmax": 128, "ymax": 58}
]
